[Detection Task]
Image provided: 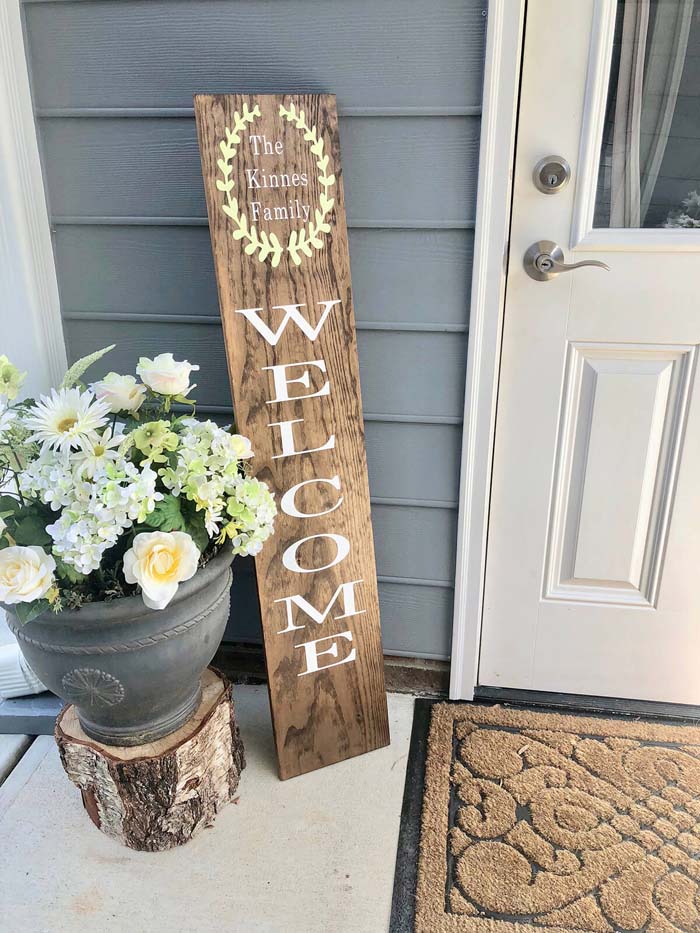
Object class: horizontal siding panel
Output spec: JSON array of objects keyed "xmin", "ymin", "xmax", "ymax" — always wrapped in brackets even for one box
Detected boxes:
[
  {"xmin": 365, "ymin": 422, "xmax": 461, "ymax": 503},
  {"xmin": 112, "ymin": 407, "xmax": 460, "ymax": 502},
  {"xmin": 55, "ymin": 226, "xmax": 473, "ymax": 326},
  {"xmin": 371, "ymin": 504, "xmax": 456, "ymax": 582},
  {"xmin": 378, "ymin": 583, "xmax": 452, "ymax": 658},
  {"xmin": 64, "ymin": 321, "xmax": 467, "ymax": 419},
  {"xmin": 357, "ymin": 331, "xmax": 466, "ymax": 419},
  {"xmin": 23, "ymin": 0, "xmax": 485, "ymax": 110},
  {"xmin": 225, "ymin": 575, "xmax": 453, "ymax": 660},
  {"xmin": 40, "ymin": 116, "xmax": 479, "ymax": 225}
]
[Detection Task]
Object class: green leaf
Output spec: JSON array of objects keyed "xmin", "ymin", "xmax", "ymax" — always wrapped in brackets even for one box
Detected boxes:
[
  {"xmin": 10, "ymin": 513, "xmax": 52, "ymax": 547},
  {"xmin": 60, "ymin": 345, "xmax": 115, "ymax": 389},
  {"xmin": 141, "ymin": 494, "xmax": 186, "ymax": 532},
  {"xmin": 54, "ymin": 557, "xmax": 87, "ymax": 584},
  {"xmin": 12, "ymin": 599, "xmax": 50, "ymax": 625},
  {"xmin": 0, "ymin": 495, "xmax": 21, "ymax": 519},
  {"xmin": 181, "ymin": 499, "xmax": 209, "ymax": 553}
]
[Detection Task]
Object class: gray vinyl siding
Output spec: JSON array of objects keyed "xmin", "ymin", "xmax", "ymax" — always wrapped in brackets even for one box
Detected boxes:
[{"xmin": 20, "ymin": 0, "xmax": 486, "ymax": 661}]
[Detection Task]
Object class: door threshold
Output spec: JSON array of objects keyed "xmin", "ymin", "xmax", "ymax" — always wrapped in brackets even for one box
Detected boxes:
[{"xmin": 474, "ymin": 685, "xmax": 700, "ymax": 724}]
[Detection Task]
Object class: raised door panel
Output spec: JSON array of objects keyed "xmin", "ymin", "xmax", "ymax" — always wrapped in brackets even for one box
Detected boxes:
[{"xmin": 544, "ymin": 342, "xmax": 696, "ymax": 607}]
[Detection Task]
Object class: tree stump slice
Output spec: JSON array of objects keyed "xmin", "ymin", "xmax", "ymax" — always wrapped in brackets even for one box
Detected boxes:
[{"xmin": 55, "ymin": 668, "xmax": 245, "ymax": 851}]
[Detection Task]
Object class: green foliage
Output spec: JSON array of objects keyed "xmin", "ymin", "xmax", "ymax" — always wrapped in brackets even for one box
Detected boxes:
[
  {"xmin": 140, "ymin": 494, "xmax": 186, "ymax": 533},
  {"xmin": 60, "ymin": 345, "xmax": 115, "ymax": 389},
  {"xmin": 181, "ymin": 498, "xmax": 209, "ymax": 553},
  {"xmin": 6, "ymin": 504, "xmax": 52, "ymax": 547},
  {"xmin": 13, "ymin": 599, "xmax": 50, "ymax": 624},
  {"xmin": 54, "ymin": 556, "xmax": 87, "ymax": 584},
  {"xmin": 0, "ymin": 494, "xmax": 20, "ymax": 520}
]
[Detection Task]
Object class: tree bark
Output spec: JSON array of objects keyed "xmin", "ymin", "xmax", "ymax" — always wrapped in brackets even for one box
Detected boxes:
[{"xmin": 55, "ymin": 668, "xmax": 245, "ymax": 851}]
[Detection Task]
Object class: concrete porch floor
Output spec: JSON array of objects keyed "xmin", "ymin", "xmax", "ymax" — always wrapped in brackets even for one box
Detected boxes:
[{"xmin": 0, "ymin": 686, "xmax": 414, "ymax": 933}]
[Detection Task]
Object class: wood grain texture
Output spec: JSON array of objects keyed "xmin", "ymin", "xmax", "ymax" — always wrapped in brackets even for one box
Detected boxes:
[
  {"xmin": 195, "ymin": 94, "xmax": 390, "ymax": 779},
  {"xmin": 55, "ymin": 669, "xmax": 245, "ymax": 850}
]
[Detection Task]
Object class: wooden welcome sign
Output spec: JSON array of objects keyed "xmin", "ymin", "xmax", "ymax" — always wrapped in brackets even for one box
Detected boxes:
[{"xmin": 194, "ymin": 94, "xmax": 390, "ymax": 779}]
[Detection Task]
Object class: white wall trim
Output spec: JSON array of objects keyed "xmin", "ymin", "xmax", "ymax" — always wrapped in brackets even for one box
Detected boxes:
[
  {"xmin": 0, "ymin": 0, "xmax": 66, "ymax": 396},
  {"xmin": 449, "ymin": 0, "xmax": 525, "ymax": 700}
]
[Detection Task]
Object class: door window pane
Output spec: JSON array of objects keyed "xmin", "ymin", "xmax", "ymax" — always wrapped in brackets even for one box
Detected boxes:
[{"xmin": 595, "ymin": 0, "xmax": 700, "ymax": 229}]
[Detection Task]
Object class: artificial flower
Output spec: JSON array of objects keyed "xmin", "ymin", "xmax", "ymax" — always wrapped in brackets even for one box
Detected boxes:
[
  {"xmin": 73, "ymin": 427, "xmax": 124, "ymax": 479},
  {"xmin": 0, "ymin": 347, "xmax": 275, "ymax": 596},
  {"xmin": 0, "ymin": 546, "xmax": 55, "ymax": 604},
  {"xmin": 19, "ymin": 447, "xmax": 74, "ymax": 510},
  {"xmin": 24, "ymin": 387, "xmax": 110, "ymax": 453},
  {"xmin": 46, "ymin": 462, "xmax": 162, "ymax": 574},
  {"xmin": 217, "ymin": 477, "xmax": 277, "ymax": 556},
  {"xmin": 136, "ymin": 353, "xmax": 199, "ymax": 397},
  {"xmin": 160, "ymin": 421, "xmax": 260, "ymax": 536},
  {"xmin": 0, "ymin": 356, "xmax": 26, "ymax": 401},
  {"xmin": 132, "ymin": 420, "xmax": 179, "ymax": 462},
  {"xmin": 123, "ymin": 531, "xmax": 200, "ymax": 610},
  {"xmin": 91, "ymin": 372, "xmax": 146, "ymax": 414},
  {"xmin": 220, "ymin": 433, "xmax": 254, "ymax": 460}
]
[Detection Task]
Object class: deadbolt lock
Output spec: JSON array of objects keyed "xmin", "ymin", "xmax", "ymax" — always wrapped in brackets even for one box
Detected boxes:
[{"xmin": 533, "ymin": 156, "xmax": 571, "ymax": 194}]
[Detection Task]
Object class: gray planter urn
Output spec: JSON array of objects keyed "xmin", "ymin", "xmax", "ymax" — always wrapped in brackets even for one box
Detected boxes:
[{"xmin": 5, "ymin": 550, "xmax": 233, "ymax": 746}]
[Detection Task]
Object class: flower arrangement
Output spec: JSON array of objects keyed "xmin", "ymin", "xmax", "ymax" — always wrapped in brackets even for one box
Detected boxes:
[
  {"xmin": 663, "ymin": 190, "xmax": 700, "ymax": 228},
  {"xmin": 0, "ymin": 347, "xmax": 276, "ymax": 621}
]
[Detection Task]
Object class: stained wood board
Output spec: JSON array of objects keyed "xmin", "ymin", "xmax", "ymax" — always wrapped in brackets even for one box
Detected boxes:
[{"xmin": 195, "ymin": 93, "xmax": 390, "ymax": 779}]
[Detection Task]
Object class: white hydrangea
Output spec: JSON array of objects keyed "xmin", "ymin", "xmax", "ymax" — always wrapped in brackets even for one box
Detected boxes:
[
  {"xmin": 20, "ymin": 448, "xmax": 75, "ymax": 511},
  {"xmin": 10, "ymin": 385, "xmax": 275, "ymax": 579},
  {"xmin": 160, "ymin": 420, "xmax": 257, "ymax": 537},
  {"xmin": 221, "ymin": 476, "xmax": 277, "ymax": 557},
  {"xmin": 26, "ymin": 448, "xmax": 164, "ymax": 574}
]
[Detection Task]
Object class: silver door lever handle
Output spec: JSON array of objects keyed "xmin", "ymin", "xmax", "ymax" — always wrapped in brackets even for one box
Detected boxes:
[{"xmin": 524, "ymin": 240, "xmax": 610, "ymax": 281}]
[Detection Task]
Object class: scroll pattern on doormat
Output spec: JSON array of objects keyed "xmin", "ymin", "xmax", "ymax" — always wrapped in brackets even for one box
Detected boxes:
[{"xmin": 416, "ymin": 703, "xmax": 700, "ymax": 932}]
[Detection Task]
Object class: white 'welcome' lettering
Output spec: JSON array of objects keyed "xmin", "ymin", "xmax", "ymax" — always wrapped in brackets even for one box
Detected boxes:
[{"xmin": 234, "ymin": 300, "xmax": 340, "ymax": 346}]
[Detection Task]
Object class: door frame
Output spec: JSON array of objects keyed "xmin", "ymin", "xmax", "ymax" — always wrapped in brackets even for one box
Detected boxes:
[
  {"xmin": 449, "ymin": 0, "xmax": 526, "ymax": 699},
  {"xmin": 450, "ymin": 0, "xmax": 700, "ymax": 699}
]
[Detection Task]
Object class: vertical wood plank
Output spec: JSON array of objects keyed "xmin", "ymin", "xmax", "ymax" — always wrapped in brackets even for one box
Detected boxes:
[{"xmin": 195, "ymin": 94, "xmax": 390, "ymax": 779}]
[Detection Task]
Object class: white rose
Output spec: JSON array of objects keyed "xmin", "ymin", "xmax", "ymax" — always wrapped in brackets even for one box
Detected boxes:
[
  {"xmin": 0, "ymin": 546, "xmax": 56, "ymax": 605},
  {"xmin": 123, "ymin": 531, "xmax": 200, "ymax": 610},
  {"xmin": 136, "ymin": 353, "xmax": 199, "ymax": 397},
  {"xmin": 92, "ymin": 373, "xmax": 146, "ymax": 413}
]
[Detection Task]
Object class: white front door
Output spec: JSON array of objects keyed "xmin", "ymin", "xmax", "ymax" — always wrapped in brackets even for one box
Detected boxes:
[{"xmin": 479, "ymin": 0, "xmax": 700, "ymax": 704}]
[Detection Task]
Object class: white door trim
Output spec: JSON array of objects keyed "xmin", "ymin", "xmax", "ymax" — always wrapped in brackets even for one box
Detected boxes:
[
  {"xmin": 0, "ymin": 0, "xmax": 66, "ymax": 396},
  {"xmin": 449, "ymin": 0, "xmax": 526, "ymax": 700}
]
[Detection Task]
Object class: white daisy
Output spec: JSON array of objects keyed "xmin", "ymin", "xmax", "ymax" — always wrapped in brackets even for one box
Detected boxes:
[
  {"xmin": 25, "ymin": 387, "xmax": 110, "ymax": 453},
  {"xmin": 73, "ymin": 427, "xmax": 124, "ymax": 478}
]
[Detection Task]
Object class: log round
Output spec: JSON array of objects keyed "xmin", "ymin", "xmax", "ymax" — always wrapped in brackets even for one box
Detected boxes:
[{"xmin": 55, "ymin": 668, "xmax": 245, "ymax": 851}]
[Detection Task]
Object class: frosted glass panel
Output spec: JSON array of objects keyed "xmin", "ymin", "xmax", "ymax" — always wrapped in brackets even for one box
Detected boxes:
[{"xmin": 594, "ymin": 0, "xmax": 700, "ymax": 229}]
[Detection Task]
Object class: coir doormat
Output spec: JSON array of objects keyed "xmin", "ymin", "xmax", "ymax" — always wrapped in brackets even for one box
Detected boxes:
[{"xmin": 391, "ymin": 700, "xmax": 700, "ymax": 933}]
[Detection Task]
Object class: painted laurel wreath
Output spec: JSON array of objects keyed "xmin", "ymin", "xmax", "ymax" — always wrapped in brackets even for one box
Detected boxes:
[{"xmin": 215, "ymin": 101, "xmax": 336, "ymax": 268}]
